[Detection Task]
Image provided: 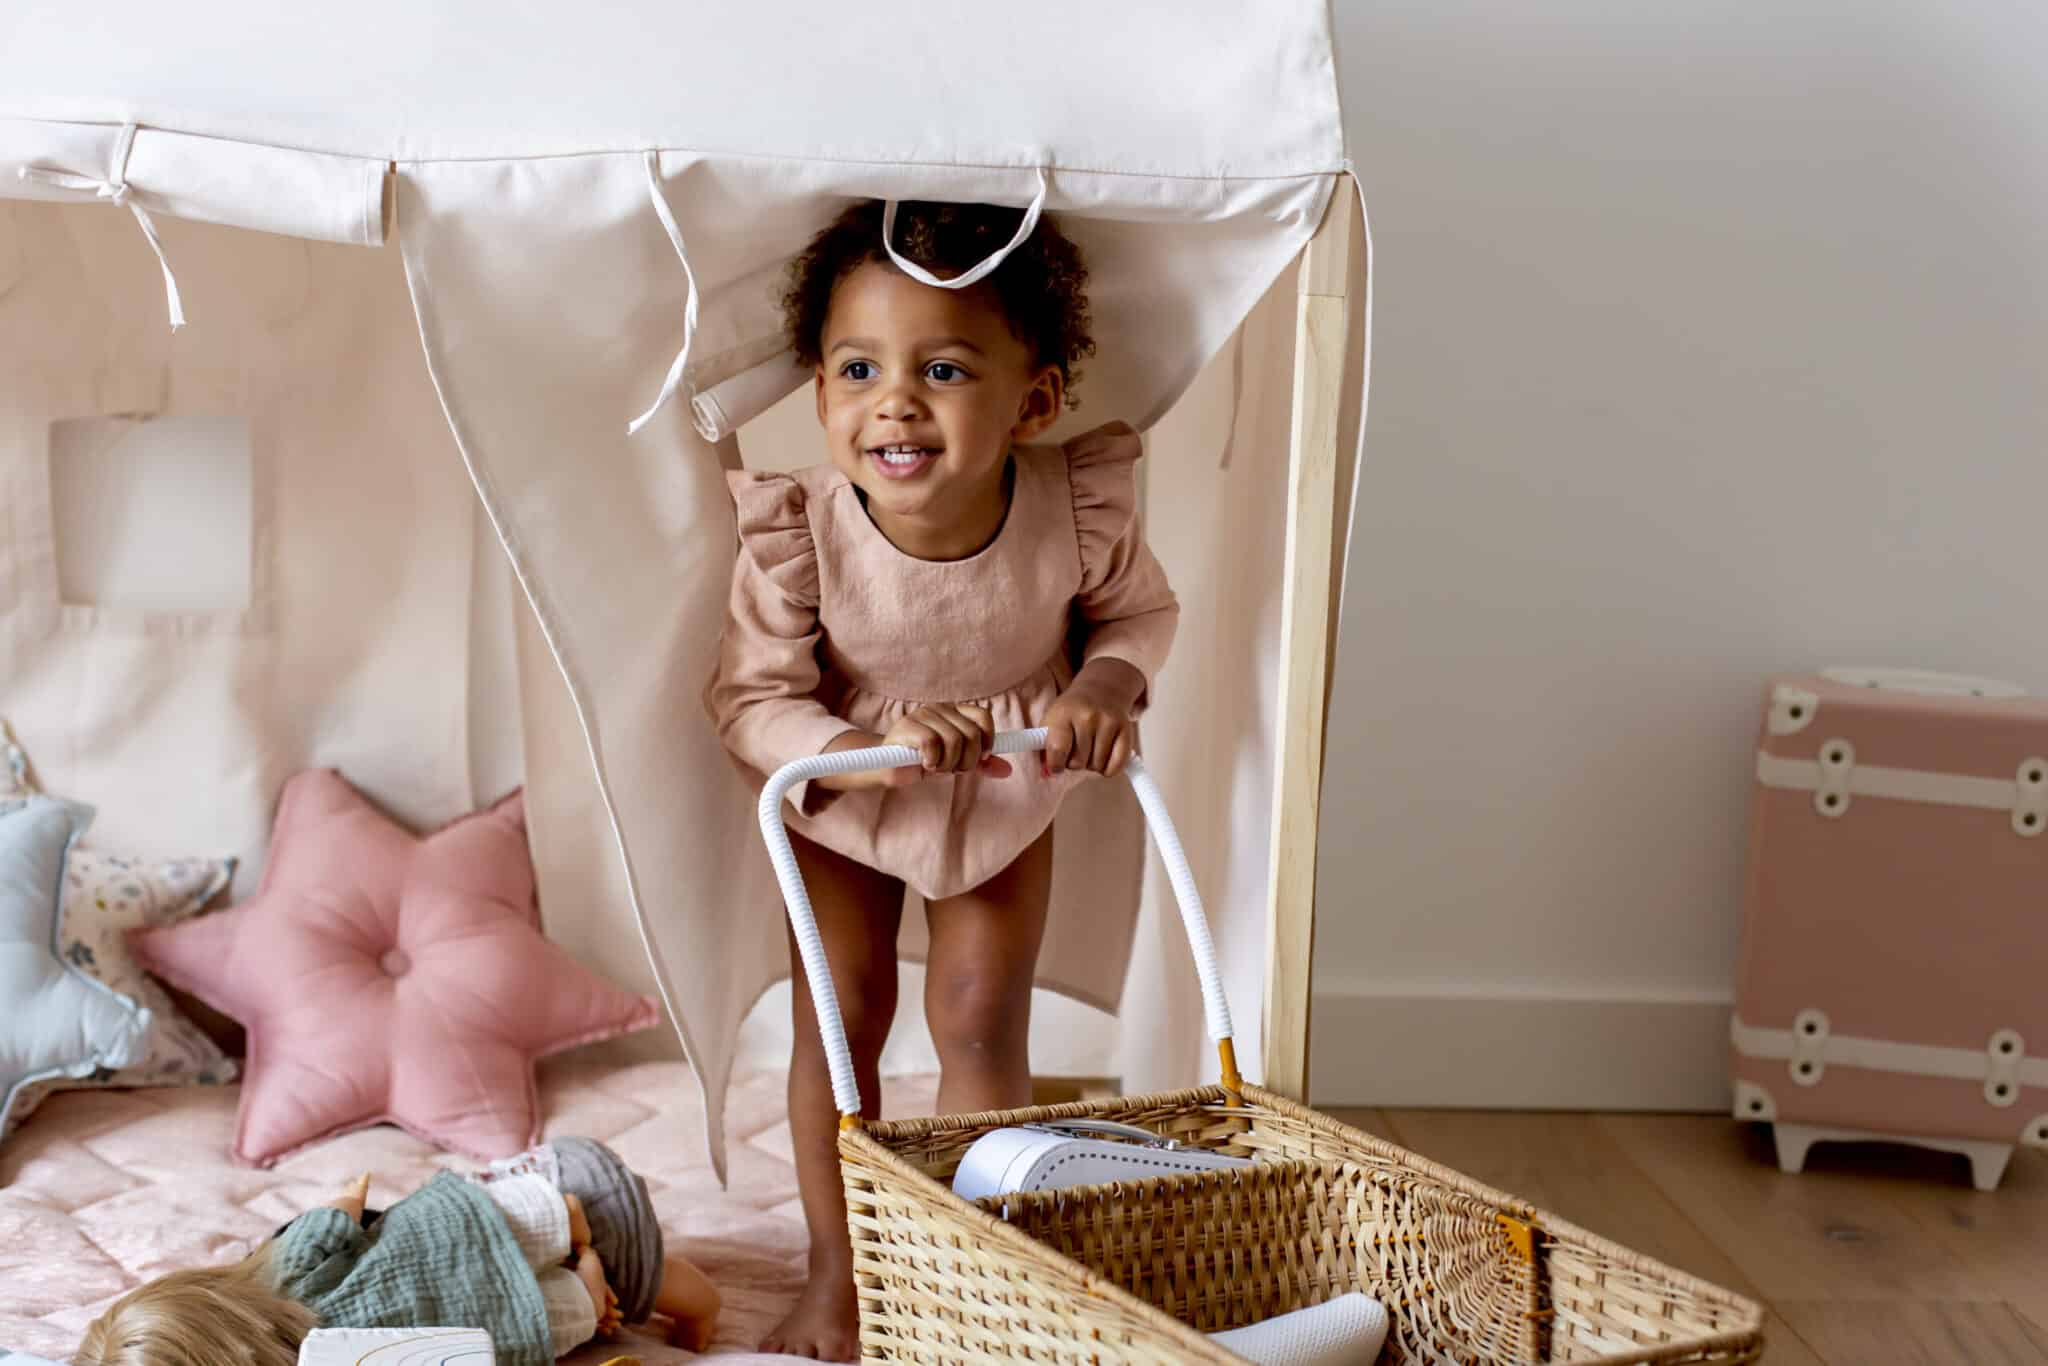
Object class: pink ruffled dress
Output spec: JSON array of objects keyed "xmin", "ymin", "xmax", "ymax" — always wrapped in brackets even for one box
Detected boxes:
[{"xmin": 706, "ymin": 422, "xmax": 1178, "ymax": 900}]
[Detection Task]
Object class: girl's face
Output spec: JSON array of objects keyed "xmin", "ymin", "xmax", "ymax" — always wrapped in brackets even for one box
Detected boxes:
[{"xmin": 815, "ymin": 262, "xmax": 1061, "ymax": 547}]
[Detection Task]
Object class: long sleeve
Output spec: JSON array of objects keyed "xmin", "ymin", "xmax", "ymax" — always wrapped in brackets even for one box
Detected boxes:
[
  {"xmin": 1067, "ymin": 423, "xmax": 1180, "ymax": 702},
  {"xmin": 268, "ymin": 1207, "xmax": 368, "ymax": 1302},
  {"xmin": 704, "ymin": 471, "xmax": 861, "ymax": 811}
]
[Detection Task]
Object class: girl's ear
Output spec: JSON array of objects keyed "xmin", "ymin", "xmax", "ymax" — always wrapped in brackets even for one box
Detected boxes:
[
  {"xmin": 1012, "ymin": 365, "xmax": 1064, "ymax": 442},
  {"xmin": 814, "ymin": 366, "xmax": 830, "ymax": 425}
]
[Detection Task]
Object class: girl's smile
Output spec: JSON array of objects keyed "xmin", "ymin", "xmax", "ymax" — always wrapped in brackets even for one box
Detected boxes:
[{"xmin": 867, "ymin": 442, "xmax": 942, "ymax": 480}]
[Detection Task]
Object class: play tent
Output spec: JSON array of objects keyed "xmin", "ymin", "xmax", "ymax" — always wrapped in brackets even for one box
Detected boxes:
[{"xmin": 0, "ymin": 0, "xmax": 1368, "ymax": 1178}]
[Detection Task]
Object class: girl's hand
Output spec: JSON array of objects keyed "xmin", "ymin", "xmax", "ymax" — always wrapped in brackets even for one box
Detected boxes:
[
  {"xmin": 816, "ymin": 705, "xmax": 1014, "ymax": 790},
  {"xmin": 1043, "ymin": 660, "xmax": 1146, "ymax": 778}
]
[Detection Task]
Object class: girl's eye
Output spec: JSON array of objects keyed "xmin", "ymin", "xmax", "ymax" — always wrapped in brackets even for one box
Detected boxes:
[
  {"xmin": 926, "ymin": 361, "xmax": 965, "ymax": 383},
  {"xmin": 841, "ymin": 360, "xmax": 874, "ymax": 381}
]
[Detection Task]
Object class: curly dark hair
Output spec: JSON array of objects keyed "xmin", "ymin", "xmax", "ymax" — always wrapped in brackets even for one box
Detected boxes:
[{"xmin": 782, "ymin": 200, "xmax": 1094, "ymax": 407}]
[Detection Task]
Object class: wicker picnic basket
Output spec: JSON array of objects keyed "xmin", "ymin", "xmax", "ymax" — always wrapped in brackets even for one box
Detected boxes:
[{"xmin": 760, "ymin": 731, "xmax": 1765, "ymax": 1363}]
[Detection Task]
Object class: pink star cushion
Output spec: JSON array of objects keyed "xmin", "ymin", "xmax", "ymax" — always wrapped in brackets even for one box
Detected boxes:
[{"xmin": 128, "ymin": 770, "xmax": 664, "ymax": 1166}]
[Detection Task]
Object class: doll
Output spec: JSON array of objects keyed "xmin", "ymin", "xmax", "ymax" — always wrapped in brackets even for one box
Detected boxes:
[{"xmin": 73, "ymin": 1136, "xmax": 720, "ymax": 1366}]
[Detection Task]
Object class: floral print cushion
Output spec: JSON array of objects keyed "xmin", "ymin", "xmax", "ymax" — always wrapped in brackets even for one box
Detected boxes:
[
  {"xmin": 0, "ymin": 720, "xmax": 240, "ymax": 1140},
  {"xmin": 3, "ymin": 849, "xmax": 240, "ymax": 1138}
]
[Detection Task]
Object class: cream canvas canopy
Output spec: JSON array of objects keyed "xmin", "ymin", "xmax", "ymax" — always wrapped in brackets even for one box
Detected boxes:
[{"xmin": 0, "ymin": 0, "xmax": 1367, "ymax": 1178}]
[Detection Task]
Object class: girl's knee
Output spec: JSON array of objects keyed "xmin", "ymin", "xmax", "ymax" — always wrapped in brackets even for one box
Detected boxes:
[
  {"xmin": 926, "ymin": 970, "xmax": 1029, "ymax": 1059},
  {"xmin": 843, "ymin": 999, "xmax": 895, "ymax": 1059},
  {"xmin": 796, "ymin": 981, "xmax": 897, "ymax": 1060}
]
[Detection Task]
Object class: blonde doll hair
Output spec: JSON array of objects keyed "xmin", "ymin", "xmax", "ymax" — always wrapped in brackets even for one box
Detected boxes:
[{"xmin": 72, "ymin": 1239, "xmax": 316, "ymax": 1366}]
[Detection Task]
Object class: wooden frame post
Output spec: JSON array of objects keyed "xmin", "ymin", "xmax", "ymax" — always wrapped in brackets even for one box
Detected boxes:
[{"xmin": 1262, "ymin": 180, "xmax": 1362, "ymax": 1102}]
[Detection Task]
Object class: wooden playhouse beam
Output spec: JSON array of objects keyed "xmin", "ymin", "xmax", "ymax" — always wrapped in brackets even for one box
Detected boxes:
[{"xmin": 1262, "ymin": 179, "xmax": 1361, "ymax": 1102}]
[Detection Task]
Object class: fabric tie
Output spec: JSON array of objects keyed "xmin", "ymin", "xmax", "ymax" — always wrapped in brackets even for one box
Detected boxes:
[
  {"xmin": 627, "ymin": 158, "xmax": 1049, "ymax": 434},
  {"xmin": 881, "ymin": 165, "xmax": 1050, "ymax": 290},
  {"xmin": 17, "ymin": 124, "xmax": 186, "ymax": 330},
  {"xmin": 627, "ymin": 150, "xmax": 702, "ymax": 437}
]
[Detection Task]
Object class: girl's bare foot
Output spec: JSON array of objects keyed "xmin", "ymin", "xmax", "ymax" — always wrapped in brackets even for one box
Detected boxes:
[{"xmin": 759, "ymin": 1272, "xmax": 858, "ymax": 1361}]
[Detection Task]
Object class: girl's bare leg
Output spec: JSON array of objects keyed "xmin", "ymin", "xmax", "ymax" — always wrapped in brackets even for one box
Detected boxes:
[
  {"xmin": 924, "ymin": 827, "xmax": 1054, "ymax": 1117},
  {"xmin": 761, "ymin": 830, "xmax": 904, "ymax": 1362},
  {"xmin": 655, "ymin": 1251, "xmax": 725, "ymax": 1350}
]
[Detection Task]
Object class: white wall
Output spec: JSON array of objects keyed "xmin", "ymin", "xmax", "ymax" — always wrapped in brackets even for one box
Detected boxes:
[{"xmin": 1314, "ymin": 3, "xmax": 2048, "ymax": 1106}]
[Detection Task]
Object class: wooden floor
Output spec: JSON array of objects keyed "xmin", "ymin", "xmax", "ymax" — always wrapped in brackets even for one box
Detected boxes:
[{"xmin": 1325, "ymin": 1108, "xmax": 2048, "ymax": 1365}]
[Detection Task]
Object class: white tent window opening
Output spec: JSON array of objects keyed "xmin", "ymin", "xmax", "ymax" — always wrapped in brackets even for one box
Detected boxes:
[
  {"xmin": 0, "ymin": 0, "xmax": 1369, "ymax": 1181},
  {"xmin": 46, "ymin": 414, "xmax": 257, "ymax": 620}
]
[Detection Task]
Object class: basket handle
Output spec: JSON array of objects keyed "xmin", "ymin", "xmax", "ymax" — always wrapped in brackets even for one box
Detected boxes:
[{"xmin": 758, "ymin": 727, "xmax": 1240, "ymax": 1126}]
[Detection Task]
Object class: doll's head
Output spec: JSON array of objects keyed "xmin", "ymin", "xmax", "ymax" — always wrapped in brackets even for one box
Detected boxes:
[
  {"xmin": 783, "ymin": 200, "xmax": 1095, "ymax": 538},
  {"xmin": 72, "ymin": 1242, "xmax": 314, "ymax": 1366}
]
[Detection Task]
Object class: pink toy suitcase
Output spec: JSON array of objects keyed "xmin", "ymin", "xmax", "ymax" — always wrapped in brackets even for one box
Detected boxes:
[{"xmin": 1732, "ymin": 667, "xmax": 2048, "ymax": 1189}]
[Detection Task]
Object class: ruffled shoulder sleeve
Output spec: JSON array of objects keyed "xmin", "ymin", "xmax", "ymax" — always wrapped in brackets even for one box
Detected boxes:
[
  {"xmin": 1064, "ymin": 421, "xmax": 1144, "ymax": 587},
  {"xmin": 727, "ymin": 470, "xmax": 819, "ymax": 607}
]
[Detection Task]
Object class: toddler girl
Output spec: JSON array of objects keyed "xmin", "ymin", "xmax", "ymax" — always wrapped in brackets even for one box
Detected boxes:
[
  {"xmin": 707, "ymin": 199, "xmax": 1177, "ymax": 1358},
  {"xmin": 72, "ymin": 1136, "xmax": 720, "ymax": 1365}
]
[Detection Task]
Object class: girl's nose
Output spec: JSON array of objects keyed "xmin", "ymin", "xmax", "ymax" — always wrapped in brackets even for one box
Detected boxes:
[{"xmin": 874, "ymin": 382, "xmax": 928, "ymax": 422}]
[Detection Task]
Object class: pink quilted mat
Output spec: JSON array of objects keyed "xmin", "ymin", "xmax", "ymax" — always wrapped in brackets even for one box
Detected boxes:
[{"xmin": 0, "ymin": 1058, "xmax": 940, "ymax": 1363}]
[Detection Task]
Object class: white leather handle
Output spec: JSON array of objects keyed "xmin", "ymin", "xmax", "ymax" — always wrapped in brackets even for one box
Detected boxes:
[
  {"xmin": 758, "ymin": 727, "xmax": 1234, "ymax": 1119},
  {"xmin": 1022, "ymin": 1119, "xmax": 1192, "ymax": 1148}
]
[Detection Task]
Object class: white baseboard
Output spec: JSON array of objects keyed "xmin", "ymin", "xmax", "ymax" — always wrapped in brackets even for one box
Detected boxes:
[
  {"xmin": 738, "ymin": 969, "xmax": 1120, "ymax": 1079},
  {"xmin": 1309, "ymin": 989, "xmax": 1734, "ymax": 1111}
]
